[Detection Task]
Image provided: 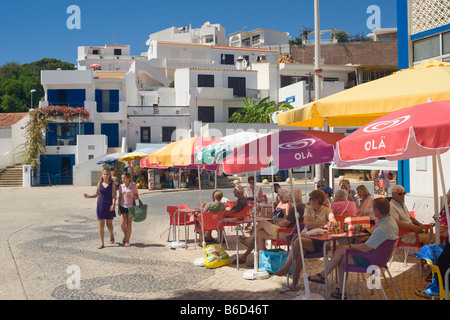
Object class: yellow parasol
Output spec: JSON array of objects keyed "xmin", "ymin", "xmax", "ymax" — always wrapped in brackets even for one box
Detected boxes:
[
  {"xmin": 145, "ymin": 137, "xmax": 220, "ymax": 167},
  {"xmin": 118, "ymin": 151, "xmax": 150, "ymax": 162},
  {"xmin": 277, "ymin": 60, "xmax": 450, "ymax": 127}
]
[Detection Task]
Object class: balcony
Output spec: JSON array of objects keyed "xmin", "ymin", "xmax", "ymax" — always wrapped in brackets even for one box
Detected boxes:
[
  {"xmin": 127, "ymin": 106, "xmax": 190, "ymax": 118},
  {"xmin": 192, "ymin": 87, "xmax": 260, "ymax": 100}
]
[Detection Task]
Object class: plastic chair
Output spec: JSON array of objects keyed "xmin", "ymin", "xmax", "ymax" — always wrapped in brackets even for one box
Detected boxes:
[
  {"xmin": 425, "ymin": 261, "xmax": 446, "ymax": 299},
  {"xmin": 166, "ymin": 205, "xmax": 195, "ymax": 242},
  {"xmin": 389, "ymin": 227, "xmax": 427, "ymax": 276},
  {"xmin": 195, "ymin": 210, "xmax": 226, "ymax": 247},
  {"xmin": 271, "ymin": 227, "xmax": 294, "ymax": 248},
  {"xmin": 342, "ymin": 239, "xmax": 402, "ymax": 300},
  {"xmin": 226, "ymin": 200, "xmax": 237, "ymax": 210},
  {"xmin": 220, "ymin": 205, "xmax": 254, "ymax": 247}
]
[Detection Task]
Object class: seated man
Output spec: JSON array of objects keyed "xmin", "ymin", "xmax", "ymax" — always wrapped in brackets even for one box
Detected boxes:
[
  {"xmin": 307, "ymin": 197, "xmax": 399, "ymax": 299},
  {"xmin": 234, "ymin": 189, "xmax": 306, "ymax": 267},
  {"xmin": 225, "ymin": 185, "xmax": 248, "ymax": 215},
  {"xmin": 197, "ymin": 190, "xmax": 226, "ymax": 244},
  {"xmin": 390, "ymin": 185, "xmax": 431, "ymax": 245}
]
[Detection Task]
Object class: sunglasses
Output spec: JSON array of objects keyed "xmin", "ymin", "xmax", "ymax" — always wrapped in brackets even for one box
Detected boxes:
[{"xmin": 395, "ymin": 192, "xmax": 407, "ymax": 196}]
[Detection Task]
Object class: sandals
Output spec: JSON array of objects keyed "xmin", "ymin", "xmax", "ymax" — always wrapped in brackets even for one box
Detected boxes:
[
  {"xmin": 110, "ymin": 237, "xmax": 115, "ymax": 244},
  {"xmin": 278, "ymin": 286, "xmax": 294, "ymax": 293},
  {"xmin": 308, "ymin": 273, "xmax": 326, "ymax": 284},
  {"xmin": 98, "ymin": 244, "xmax": 105, "ymax": 249},
  {"xmin": 330, "ymin": 288, "xmax": 347, "ymax": 300}
]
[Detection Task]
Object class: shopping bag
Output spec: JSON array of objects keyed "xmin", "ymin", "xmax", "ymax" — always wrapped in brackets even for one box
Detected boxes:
[
  {"xmin": 128, "ymin": 200, "xmax": 148, "ymax": 222},
  {"xmin": 203, "ymin": 244, "xmax": 230, "ymax": 269},
  {"xmin": 259, "ymin": 249, "xmax": 292, "ymax": 274}
]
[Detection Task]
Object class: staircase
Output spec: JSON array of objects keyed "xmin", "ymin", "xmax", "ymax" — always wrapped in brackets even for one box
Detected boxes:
[
  {"xmin": 215, "ymin": 175, "xmax": 236, "ymax": 189},
  {"xmin": 0, "ymin": 165, "xmax": 23, "ymax": 187}
]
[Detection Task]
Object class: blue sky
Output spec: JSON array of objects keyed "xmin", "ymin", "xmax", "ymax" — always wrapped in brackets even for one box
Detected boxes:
[{"xmin": 0, "ymin": 0, "xmax": 397, "ymax": 66}]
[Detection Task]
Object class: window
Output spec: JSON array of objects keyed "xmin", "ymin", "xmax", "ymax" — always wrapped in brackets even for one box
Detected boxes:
[
  {"xmin": 252, "ymin": 34, "xmax": 261, "ymax": 44},
  {"xmin": 198, "ymin": 75, "xmax": 214, "ymax": 87},
  {"xmin": 203, "ymin": 35, "xmax": 214, "ymax": 43},
  {"xmin": 413, "ymin": 35, "xmax": 440, "ymax": 62},
  {"xmin": 47, "ymin": 89, "xmax": 86, "ymax": 108},
  {"xmin": 114, "ymin": 49, "xmax": 122, "ymax": 56},
  {"xmin": 92, "ymin": 50, "xmax": 99, "ymax": 55},
  {"xmin": 95, "ymin": 90, "xmax": 119, "ymax": 112},
  {"xmin": 228, "ymin": 77, "xmax": 246, "ymax": 97},
  {"xmin": 198, "ymin": 106, "xmax": 215, "ymax": 123},
  {"xmin": 162, "ymin": 127, "xmax": 176, "ymax": 142},
  {"xmin": 228, "ymin": 107, "xmax": 243, "ymax": 119},
  {"xmin": 141, "ymin": 127, "xmax": 151, "ymax": 143},
  {"xmin": 443, "ymin": 32, "xmax": 450, "ymax": 55},
  {"xmin": 221, "ymin": 54, "xmax": 234, "ymax": 65}
]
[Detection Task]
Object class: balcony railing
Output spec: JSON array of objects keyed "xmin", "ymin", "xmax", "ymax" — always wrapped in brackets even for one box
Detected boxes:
[{"xmin": 127, "ymin": 106, "xmax": 190, "ymax": 117}]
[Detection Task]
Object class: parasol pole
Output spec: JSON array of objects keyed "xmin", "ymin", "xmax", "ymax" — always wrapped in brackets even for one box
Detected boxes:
[
  {"xmin": 169, "ymin": 168, "xmax": 185, "ymax": 249},
  {"xmin": 436, "ymin": 150, "xmax": 450, "ymax": 240},
  {"xmin": 198, "ymin": 166, "xmax": 206, "ymax": 248},
  {"xmin": 288, "ymin": 169, "xmax": 324, "ymax": 300},
  {"xmin": 243, "ymin": 171, "xmax": 269, "ymax": 280}
]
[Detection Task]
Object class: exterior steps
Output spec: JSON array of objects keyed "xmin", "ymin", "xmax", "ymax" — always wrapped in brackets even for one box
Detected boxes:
[
  {"xmin": 0, "ymin": 166, "xmax": 23, "ymax": 187},
  {"xmin": 107, "ymin": 147, "xmax": 123, "ymax": 154}
]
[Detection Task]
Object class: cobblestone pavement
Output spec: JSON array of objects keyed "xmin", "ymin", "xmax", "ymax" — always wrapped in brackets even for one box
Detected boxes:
[{"xmin": 0, "ymin": 185, "xmax": 440, "ymax": 303}]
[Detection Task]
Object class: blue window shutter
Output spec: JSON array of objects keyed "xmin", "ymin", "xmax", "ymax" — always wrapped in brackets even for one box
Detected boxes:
[
  {"xmin": 95, "ymin": 90, "xmax": 102, "ymax": 112},
  {"xmin": 110, "ymin": 90, "xmax": 119, "ymax": 112},
  {"xmin": 47, "ymin": 90, "xmax": 58, "ymax": 106},
  {"xmin": 83, "ymin": 123, "xmax": 94, "ymax": 135},
  {"xmin": 67, "ymin": 89, "xmax": 86, "ymax": 108},
  {"xmin": 46, "ymin": 123, "xmax": 58, "ymax": 146}
]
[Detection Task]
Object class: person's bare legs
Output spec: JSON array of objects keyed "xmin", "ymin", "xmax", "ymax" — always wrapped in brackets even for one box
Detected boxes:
[
  {"xmin": 106, "ymin": 219, "xmax": 114, "ymax": 244},
  {"xmin": 275, "ymin": 238, "xmax": 316, "ymax": 288},
  {"xmin": 98, "ymin": 219, "xmax": 105, "ymax": 249}
]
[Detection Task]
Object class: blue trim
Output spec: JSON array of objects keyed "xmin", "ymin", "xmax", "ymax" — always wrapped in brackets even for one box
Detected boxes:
[
  {"xmin": 411, "ymin": 23, "xmax": 450, "ymax": 40},
  {"xmin": 396, "ymin": 0, "xmax": 411, "ymax": 190},
  {"xmin": 128, "ymin": 106, "xmax": 189, "ymax": 108},
  {"xmin": 127, "ymin": 115, "xmax": 191, "ymax": 117},
  {"xmin": 397, "ymin": 0, "xmax": 410, "ymax": 70}
]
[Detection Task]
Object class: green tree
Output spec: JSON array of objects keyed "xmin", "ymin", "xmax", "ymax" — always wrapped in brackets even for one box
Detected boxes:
[
  {"xmin": 228, "ymin": 97, "xmax": 293, "ymax": 124},
  {"xmin": 0, "ymin": 58, "xmax": 75, "ymax": 113}
]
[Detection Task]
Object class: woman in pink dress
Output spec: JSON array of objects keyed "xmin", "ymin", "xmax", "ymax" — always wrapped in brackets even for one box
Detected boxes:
[{"xmin": 118, "ymin": 172, "xmax": 139, "ymax": 247}]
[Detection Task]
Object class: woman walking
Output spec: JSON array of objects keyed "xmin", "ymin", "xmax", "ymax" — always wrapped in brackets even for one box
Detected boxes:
[
  {"xmin": 84, "ymin": 168, "xmax": 116, "ymax": 249},
  {"xmin": 118, "ymin": 172, "xmax": 139, "ymax": 247}
]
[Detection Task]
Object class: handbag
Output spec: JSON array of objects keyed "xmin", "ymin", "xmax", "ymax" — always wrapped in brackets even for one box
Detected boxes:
[
  {"xmin": 259, "ymin": 249, "xmax": 292, "ymax": 274},
  {"xmin": 203, "ymin": 244, "xmax": 230, "ymax": 269},
  {"xmin": 128, "ymin": 199, "xmax": 148, "ymax": 222}
]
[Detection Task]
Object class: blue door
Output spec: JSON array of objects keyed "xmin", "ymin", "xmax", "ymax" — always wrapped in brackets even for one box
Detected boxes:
[
  {"xmin": 38, "ymin": 155, "xmax": 75, "ymax": 185},
  {"xmin": 101, "ymin": 123, "xmax": 119, "ymax": 148}
]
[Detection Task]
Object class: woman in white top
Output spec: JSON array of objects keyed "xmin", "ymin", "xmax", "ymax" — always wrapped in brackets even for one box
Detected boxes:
[{"xmin": 245, "ymin": 176, "xmax": 264, "ymax": 202}]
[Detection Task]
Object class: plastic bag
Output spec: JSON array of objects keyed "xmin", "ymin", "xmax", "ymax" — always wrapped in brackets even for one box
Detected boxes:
[{"xmin": 259, "ymin": 249, "xmax": 292, "ymax": 274}]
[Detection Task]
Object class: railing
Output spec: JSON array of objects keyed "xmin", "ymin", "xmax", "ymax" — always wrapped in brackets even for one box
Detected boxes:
[
  {"xmin": 128, "ymin": 106, "xmax": 190, "ymax": 117},
  {"xmin": 0, "ymin": 150, "xmax": 24, "ymax": 170},
  {"xmin": 31, "ymin": 169, "xmax": 73, "ymax": 186}
]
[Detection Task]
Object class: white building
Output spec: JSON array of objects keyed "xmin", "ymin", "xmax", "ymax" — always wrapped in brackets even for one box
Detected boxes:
[{"xmin": 27, "ymin": 22, "xmax": 357, "ymax": 186}]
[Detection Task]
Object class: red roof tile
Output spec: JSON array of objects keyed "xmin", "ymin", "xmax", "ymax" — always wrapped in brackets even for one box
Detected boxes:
[{"xmin": 0, "ymin": 113, "xmax": 29, "ymax": 127}]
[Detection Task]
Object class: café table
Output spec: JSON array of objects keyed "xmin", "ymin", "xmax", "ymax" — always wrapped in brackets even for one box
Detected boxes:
[
  {"xmin": 296, "ymin": 229, "xmax": 368, "ymax": 299},
  {"xmin": 218, "ymin": 215, "xmax": 273, "ymax": 270},
  {"xmin": 174, "ymin": 208, "xmax": 201, "ymax": 249}
]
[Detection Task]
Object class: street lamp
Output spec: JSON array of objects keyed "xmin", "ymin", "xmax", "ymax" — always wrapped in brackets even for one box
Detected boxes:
[{"xmin": 30, "ymin": 89, "xmax": 36, "ymax": 110}]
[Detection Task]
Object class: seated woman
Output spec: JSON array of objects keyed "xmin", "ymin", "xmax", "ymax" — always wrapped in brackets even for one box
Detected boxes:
[
  {"xmin": 245, "ymin": 176, "xmax": 264, "ymax": 203},
  {"xmin": 272, "ymin": 188, "xmax": 293, "ymax": 219},
  {"xmin": 331, "ymin": 189, "xmax": 358, "ymax": 217},
  {"xmin": 356, "ymin": 185, "xmax": 376, "ymax": 223},
  {"xmin": 275, "ymin": 190, "xmax": 335, "ymax": 291}
]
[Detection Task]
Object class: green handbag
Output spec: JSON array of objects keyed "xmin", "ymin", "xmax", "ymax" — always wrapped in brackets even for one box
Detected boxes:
[{"xmin": 128, "ymin": 200, "xmax": 148, "ymax": 222}]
